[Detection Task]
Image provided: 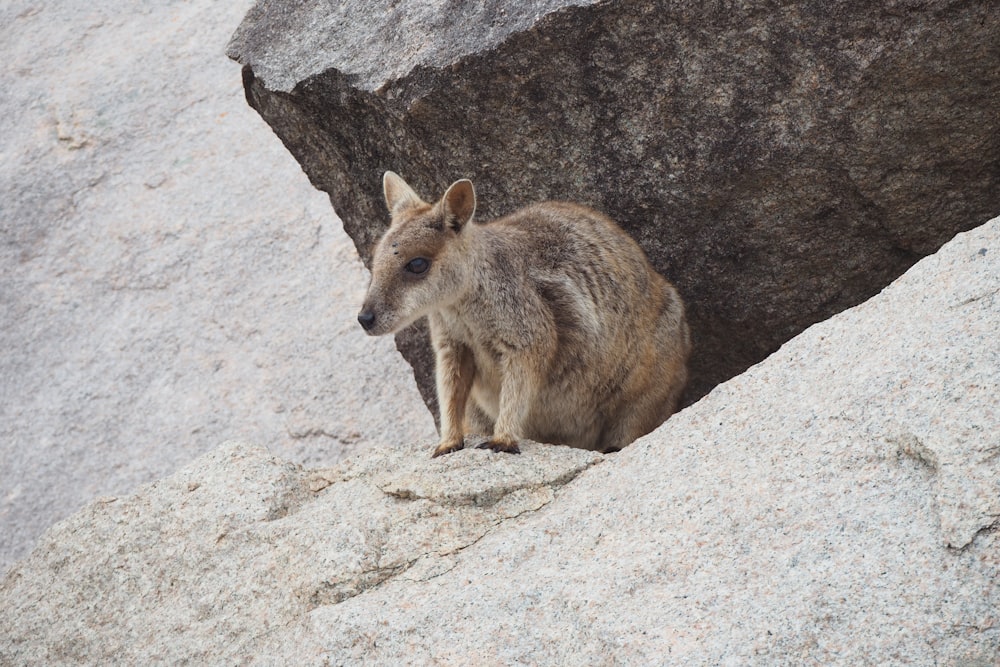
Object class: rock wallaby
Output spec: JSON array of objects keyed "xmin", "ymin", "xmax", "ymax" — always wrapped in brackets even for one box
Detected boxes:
[{"xmin": 359, "ymin": 172, "xmax": 691, "ymax": 457}]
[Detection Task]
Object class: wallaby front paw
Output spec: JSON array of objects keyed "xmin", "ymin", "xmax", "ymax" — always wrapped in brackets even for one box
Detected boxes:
[
  {"xmin": 476, "ymin": 438, "xmax": 521, "ymax": 455},
  {"xmin": 431, "ymin": 440, "xmax": 465, "ymax": 458}
]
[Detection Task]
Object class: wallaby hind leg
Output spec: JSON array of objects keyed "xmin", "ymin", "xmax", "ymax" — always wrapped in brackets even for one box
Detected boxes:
[
  {"xmin": 600, "ymin": 355, "xmax": 687, "ymax": 453},
  {"xmin": 599, "ymin": 400, "xmax": 670, "ymax": 453}
]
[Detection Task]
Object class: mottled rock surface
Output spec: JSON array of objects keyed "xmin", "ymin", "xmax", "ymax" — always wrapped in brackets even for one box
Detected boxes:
[
  {"xmin": 0, "ymin": 439, "xmax": 603, "ymax": 664},
  {"xmin": 229, "ymin": 0, "xmax": 1000, "ymax": 413},
  {"xmin": 2, "ymin": 216, "xmax": 997, "ymax": 665},
  {"xmin": 0, "ymin": 0, "xmax": 436, "ymax": 574}
]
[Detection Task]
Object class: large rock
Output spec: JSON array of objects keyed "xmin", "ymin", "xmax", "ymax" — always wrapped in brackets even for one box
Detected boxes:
[
  {"xmin": 228, "ymin": 0, "xmax": 1000, "ymax": 411},
  {"xmin": 0, "ymin": 0, "xmax": 436, "ymax": 574},
  {"xmin": 2, "ymin": 216, "xmax": 997, "ymax": 664},
  {"xmin": 0, "ymin": 439, "xmax": 603, "ymax": 664}
]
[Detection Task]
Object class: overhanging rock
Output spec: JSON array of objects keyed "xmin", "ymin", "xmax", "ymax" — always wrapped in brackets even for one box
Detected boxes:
[{"xmin": 228, "ymin": 0, "xmax": 1000, "ymax": 412}]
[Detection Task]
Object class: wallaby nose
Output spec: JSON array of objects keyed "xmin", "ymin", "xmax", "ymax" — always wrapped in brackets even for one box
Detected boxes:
[{"xmin": 358, "ymin": 310, "xmax": 376, "ymax": 331}]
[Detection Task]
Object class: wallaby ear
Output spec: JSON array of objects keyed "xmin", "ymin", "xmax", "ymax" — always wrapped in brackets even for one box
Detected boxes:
[
  {"xmin": 383, "ymin": 171, "xmax": 426, "ymax": 216},
  {"xmin": 442, "ymin": 179, "xmax": 476, "ymax": 231}
]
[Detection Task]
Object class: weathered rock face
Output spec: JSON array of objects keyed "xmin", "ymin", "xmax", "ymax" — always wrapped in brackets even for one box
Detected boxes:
[
  {"xmin": 228, "ymin": 0, "xmax": 1000, "ymax": 410},
  {"xmin": 2, "ymin": 216, "xmax": 997, "ymax": 664},
  {"xmin": 0, "ymin": 0, "xmax": 436, "ymax": 574},
  {"xmin": 0, "ymin": 439, "xmax": 604, "ymax": 664}
]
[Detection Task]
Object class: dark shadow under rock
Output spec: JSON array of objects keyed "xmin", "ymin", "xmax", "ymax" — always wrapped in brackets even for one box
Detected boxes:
[{"xmin": 229, "ymin": 0, "xmax": 1000, "ymax": 413}]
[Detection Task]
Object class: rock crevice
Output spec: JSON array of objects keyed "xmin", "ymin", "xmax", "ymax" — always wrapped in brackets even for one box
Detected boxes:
[{"xmin": 229, "ymin": 0, "xmax": 1000, "ymax": 409}]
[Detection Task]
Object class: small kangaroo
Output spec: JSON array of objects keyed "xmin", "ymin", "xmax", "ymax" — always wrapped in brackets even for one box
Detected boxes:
[{"xmin": 358, "ymin": 172, "xmax": 690, "ymax": 457}]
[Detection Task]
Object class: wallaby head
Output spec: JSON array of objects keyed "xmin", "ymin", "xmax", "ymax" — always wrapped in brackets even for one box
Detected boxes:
[{"xmin": 358, "ymin": 172, "xmax": 476, "ymax": 335}]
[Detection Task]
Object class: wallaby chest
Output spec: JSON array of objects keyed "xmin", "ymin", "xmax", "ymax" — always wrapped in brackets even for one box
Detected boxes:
[{"xmin": 430, "ymin": 305, "xmax": 505, "ymax": 389}]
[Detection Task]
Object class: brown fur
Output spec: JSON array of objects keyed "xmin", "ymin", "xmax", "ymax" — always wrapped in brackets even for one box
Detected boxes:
[{"xmin": 359, "ymin": 172, "xmax": 691, "ymax": 457}]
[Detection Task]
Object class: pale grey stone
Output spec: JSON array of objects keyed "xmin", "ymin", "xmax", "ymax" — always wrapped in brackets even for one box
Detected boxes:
[
  {"xmin": 293, "ymin": 217, "xmax": 1000, "ymax": 664},
  {"xmin": 0, "ymin": 0, "xmax": 436, "ymax": 573},
  {"xmin": 0, "ymin": 440, "xmax": 602, "ymax": 665},
  {"xmin": 227, "ymin": 0, "xmax": 598, "ymax": 94},
  {"xmin": 1, "ymin": 216, "xmax": 996, "ymax": 665}
]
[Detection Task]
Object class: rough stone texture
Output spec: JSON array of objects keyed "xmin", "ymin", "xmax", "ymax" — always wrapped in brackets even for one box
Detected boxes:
[
  {"xmin": 0, "ymin": 0, "xmax": 436, "ymax": 574},
  {"xmin": 228, "ymin": 0, "xmax": 1000, "ymax": 412},
  {"xmin": 0, "ymin": 439, "xmax": 603, "ymax": 664},
  {"xmin": 2, "ymin": 215, "xmax": 997, "ymax": 664}
]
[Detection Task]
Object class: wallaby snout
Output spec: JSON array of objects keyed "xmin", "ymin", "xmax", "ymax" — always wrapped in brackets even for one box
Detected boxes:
[
  {"xmin": 357, "ymin": 309, "xmax": 376, "ymax": 332},
  {"xmin": 357, "ymin": 294, "xmax": 391, "ymax": 335}
]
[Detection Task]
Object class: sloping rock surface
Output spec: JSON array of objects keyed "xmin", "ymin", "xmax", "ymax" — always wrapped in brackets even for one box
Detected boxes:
[
  {"xmin": 0, "ymin": 439, "xmax": 603, "ymax": 664},
  {"xmin": 2, "ymin": 216, "xmax": 997, "ymax": 664},
  {"xmin": 0, "ymin": 0, "xmax": 436, "ymax": 573},
  {"xmin": 229, "ymin": 0, "xmax": 1000, "ymax": 410}
]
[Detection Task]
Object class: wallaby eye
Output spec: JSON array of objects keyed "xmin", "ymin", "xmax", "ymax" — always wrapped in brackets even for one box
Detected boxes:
[{"xmin": 404, "ymin": 257, "xmax": 430, "ymax": 275}]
